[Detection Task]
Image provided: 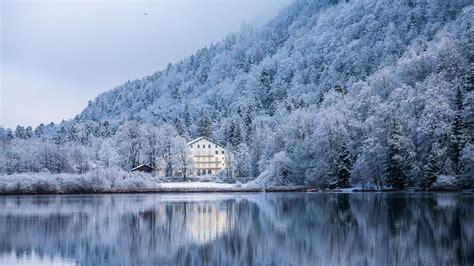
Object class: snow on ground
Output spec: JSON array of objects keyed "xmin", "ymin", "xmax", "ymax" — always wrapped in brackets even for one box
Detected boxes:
[{"xmin": 159, "ymin": 182, "xmax": 237, "ymax": 189}]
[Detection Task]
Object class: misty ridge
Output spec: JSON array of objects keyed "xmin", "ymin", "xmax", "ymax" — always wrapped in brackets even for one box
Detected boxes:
[{"xmin": 1, "ymin": 0, "xmax": 473, "ymax": 191}]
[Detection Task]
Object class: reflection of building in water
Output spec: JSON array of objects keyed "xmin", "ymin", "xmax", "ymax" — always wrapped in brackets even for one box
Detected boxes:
[
  {"xmin": 152, "ymin": 202, "xmax": 235, "ymax": 245},
  {"xmin": 187, "ymin": 204, "xmax": 235, "ymax": 244}
]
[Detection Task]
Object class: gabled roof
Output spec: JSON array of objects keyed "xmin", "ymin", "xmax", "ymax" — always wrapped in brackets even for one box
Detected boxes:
[
  {"xmin": 131, "ymin": 164, "xmax": 154, "ymax": 171},
  {"xmin": 187, "ymin": 136, "xmax": 230, "ymax": 151}
]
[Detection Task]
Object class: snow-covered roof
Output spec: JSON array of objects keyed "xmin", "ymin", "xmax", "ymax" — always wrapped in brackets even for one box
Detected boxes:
[
  {"xmin": 131, "ymin": 164, "xmax": 153, "ymax": 171},
  {"xmin": 187, "ymin": 136, "xmax": 230, "ymax": 151}
]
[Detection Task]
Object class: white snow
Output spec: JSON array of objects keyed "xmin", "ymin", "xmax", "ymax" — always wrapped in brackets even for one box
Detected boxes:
[{"xmin": 159, "ymin": 182, "xmax": 236, "ymax": 189}]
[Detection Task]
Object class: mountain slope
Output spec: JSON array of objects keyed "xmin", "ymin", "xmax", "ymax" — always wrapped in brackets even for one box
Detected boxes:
[
  {"xmin": 78, "ymin": 0, "xmax": 471, "ymax": 125},
  {"xmin": 3, "ymin": 0, "xmax": 473, "ymax": 189}
]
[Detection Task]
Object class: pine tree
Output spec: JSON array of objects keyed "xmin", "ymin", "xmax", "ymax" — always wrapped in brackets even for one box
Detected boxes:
[
  {"xmin": 6, "ymin": 129, "xmax": 14, "ymax": 141},
  {"xmin": 171, "ymin": 86, "xmax": 182, "ymax": 103},
  {"xmin": 231, "ymin": 122, "xmax": 243, "ymax": 148},
  {"xmin": 102, "ymin": 121, "xmax": 111, "ymax": 137},
  {"xmin": 466, "ymin": 62, "xmax": 473, "ymax": 92},
  {"xmin": 385, "ymin": 118, "xmax": 408, "ymax": 190},
  {"xmin": 226, "ymin": 122, "xmax": 235, "ymax": 146},
  {"xmin": 421, "ymin": 153, "xmax": 438, "ymax": 190},
  {"xmin": 54, "ymin": 126, "xmax": 67, "ymax": 145},
  {"xmin": 34, "ymin": 124, "xmax": 45, "ymax": 138},
  {"xmin": 183, "ymin": 105, "xmax": 192, "ymax": 128},
  {"xmin": 448, "ymin": 87, "xmax": 465, "ymax": 175},
  {"xmin": 197, "ymin": 64, "xmax": 209, "ymax": 84},
  {"xmin": 197, "ymin": 110, "xmax": 213, "ymax": 138},
  {"xmin": 174, "ymin": 118, "xmax": 188, "ymax": 138},
  {"xmin": 336, "ymin": 142, "xmax": 352, "ymax": 188},
  {"xmin": 243, "ymin": 109, "xmax": 253, "ymax": 144},
  {"xmin": 258, "ymin": 68, "xmax": 275, "ymax": 113},
  {"xmin": 67, "ymin": 126, "xmax": 78, "ymax": 142},
  {"xmin": 14, "ymin": 126, "xmax": 26, "ymax": 139},
  {"xmin": 24, "ymin": 126, "xmax": 33, "ymax": 139}
]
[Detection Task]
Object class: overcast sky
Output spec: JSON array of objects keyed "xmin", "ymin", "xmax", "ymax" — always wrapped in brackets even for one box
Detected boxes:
[{"xmin": 0, "ymin": 0, "xmax": 290, "ymax": 129}]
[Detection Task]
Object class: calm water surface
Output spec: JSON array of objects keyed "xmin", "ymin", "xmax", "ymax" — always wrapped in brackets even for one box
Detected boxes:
[{"xmin": 0, "ymin": 192, "xmax": 472, "ymax": 265}]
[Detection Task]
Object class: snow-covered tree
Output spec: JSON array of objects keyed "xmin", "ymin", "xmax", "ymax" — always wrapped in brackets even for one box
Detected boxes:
[
  {"xmin": 335, "ymin": 142, "xmax": 352, "ymax": 188},
  {"xmin": 197, "ymin": 110, "xmax": 213, "ymax": 138},
  {"xmin": 1, "ymin": 0, "xmax": 472, "ymax": 191},
  {"xmin": 421, "ymin": 153, "xmax": 439, "ymax": 190},
  {"xmin": 171, "ymin": 136, "xmax": 193, "ymax": 179},
  {"xmin": 115, "ymin": 121, "xmax": 143, "ymax": 169},
  {"xmin": 385, "ymin": 118, "xmax": 409, "ymax": 190}
]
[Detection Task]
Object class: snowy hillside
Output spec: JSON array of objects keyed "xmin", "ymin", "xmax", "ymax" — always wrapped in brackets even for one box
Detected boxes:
[{"xmin": 1, "ymin": 0, "xmax": 473, "ymax": 190}]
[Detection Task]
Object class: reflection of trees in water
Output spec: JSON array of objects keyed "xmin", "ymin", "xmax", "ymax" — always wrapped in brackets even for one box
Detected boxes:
[{"xmin": 0, "ymin": 193, "xmax": 472, "ymax": 265}]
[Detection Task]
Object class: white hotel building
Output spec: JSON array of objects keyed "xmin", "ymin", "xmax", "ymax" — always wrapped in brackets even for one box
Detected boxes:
[{"xmin": 187, "ymin": 137, "xmax": 234, "ymax": 177}]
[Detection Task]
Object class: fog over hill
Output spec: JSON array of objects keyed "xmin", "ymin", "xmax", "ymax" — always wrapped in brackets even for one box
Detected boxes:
[{"xmin": 1, "ymin": 0, "xmax": 473, "ymax": 189}]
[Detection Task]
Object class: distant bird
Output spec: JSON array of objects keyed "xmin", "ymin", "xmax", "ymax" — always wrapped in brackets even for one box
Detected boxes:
[{"xmin": 144, "ymin": 12, "xmax": 148, "ymax": 15}]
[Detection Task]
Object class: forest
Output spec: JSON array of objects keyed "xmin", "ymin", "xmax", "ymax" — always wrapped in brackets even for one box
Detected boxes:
[{"xmin": 1, "ymin": 0, "xmax": 473, "ymax": 190}]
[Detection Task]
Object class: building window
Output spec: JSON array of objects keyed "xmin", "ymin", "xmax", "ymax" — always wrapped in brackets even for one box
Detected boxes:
[
  {"xmin": 215, "ymin": 151, "xmax": 218, "ymax": 154},
  {"xmin": 197, "ymin": 170, "xmax": 201, "ymax": 176},
  {"xmin": 197, "ymin": 145, "xmax": 200, "ymax": 148},
  {"xmin": 215, "ymin": 145, "xmax": 217, "ymax": 148},
  {"xmin": 221, "ymin": 151, "xmax": 225, "ymax": 154},
  {"xmin": 190, "ymin": 145, "xmax": 193, "ymax": 148},
  {"xmin": 208, "ymin": 170, "xmax": 212, "ymax": 175},
  {"xmin": 208, "ymin": 144, "xmax": 211, "ymax": 148}
]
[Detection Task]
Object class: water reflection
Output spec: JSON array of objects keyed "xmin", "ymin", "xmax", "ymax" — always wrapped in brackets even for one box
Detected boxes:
[{"xmin": 0, "ymin": 193, "xmax": 472, "ymax": 265}]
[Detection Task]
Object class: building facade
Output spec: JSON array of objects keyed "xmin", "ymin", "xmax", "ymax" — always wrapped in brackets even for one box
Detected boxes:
[
  {"xmin": 154, "ymin": 136, "xmax": 234, "ymax": 177},
  {"xmin": 188, "ymin": 137, "xmax": 233, "ymax": 177}
]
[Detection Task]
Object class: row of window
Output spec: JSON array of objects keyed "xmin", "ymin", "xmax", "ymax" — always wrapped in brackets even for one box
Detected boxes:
[
  {"xmin": 191, "ymin": 144, "xmax": 225, "ymax": 154},
  {"xmin": 192, "ymin": 144, "xmax": 216, "ymax": 149},
  {"xmin": 196, "ymin": 169, "xmax": 213, "ymax": 176}
]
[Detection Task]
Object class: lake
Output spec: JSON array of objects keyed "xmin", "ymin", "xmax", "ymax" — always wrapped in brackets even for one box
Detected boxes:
[{"xmin": 0, "ymin": 192, "xmax": 472, "ymax": 265}]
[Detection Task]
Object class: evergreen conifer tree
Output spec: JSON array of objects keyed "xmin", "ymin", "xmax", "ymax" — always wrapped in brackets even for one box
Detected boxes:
[
  {"xmin": 336, "ymin": 142, "xmax": 352, "ymax": 188},
  {"xmin": 421, "ymin": 153, "xmax": 438, "ymax": 190},
  {"xmin": 14, "ymin": 126, "xmax": 26, "ymax": 139},
  {"xmin": 197, "ymin": 110, "xmax": 213, "ymax": 138},
  {"xmin": 231, "ymin": 122, "xmax": 243, "ymax": 148},
  {"xmin": 183, "ymin": 105, "xmax": 192, "ymax": 128},
  {"xmin": 244, "ymin": 109, "xmax": 253, "ymax": 143},
  {"xmin": 385, "ymin": 118, "xmax": 408, "ymax": 190},
  {"xmin": 448, "ymin": 87, "xmax": 465, "ymax": 175},
  {"xmin": 174, "ymin": 118, "xmax": 188, "ymax": 139}
]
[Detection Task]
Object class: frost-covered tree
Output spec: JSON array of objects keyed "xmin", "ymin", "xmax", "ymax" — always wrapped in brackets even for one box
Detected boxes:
[
  {"xmin": 197, "ymin": 110, "xmax": 213, "ymax": 138},
  {"xmin": 24, "ymin": 126, "xmax": 33, "ymax": 139},
  {"xmin": 233, "ymin": 143, "xmax": 251, "ymax": 180},
  {"xmin": 174, "ymin": 118, "xmax": 188, "ymax": 139},
  {"xmin": 14, "ymin": 126, "xmax": 26, "ymax": 139},
  {"xmin": 460, "ymin": 144, "xmax": 474, "ymax": 187},
  {"xmin": 115, "ymin": 121, "xmax": 143, "ymax": 169},
  {"xmin": 98, "ymin": 139, "xmax": 119, "ymax": 168},
  {"xmin": 335, "ymin": 142, "xmax": 352, "ymax": 188},
  {"xmin": 70, "ymin": 145, "xmax": 90, "ymax": 174},
  {"xmin": 421, "ymin": 153, "xmax": 439, "ymax": 190},
  {"xmin": 385, "ymin": 118, "xmax": 409, "ymax": 190},
  {"xmin": 267, "ymin": 151, "xmax": 292, "ymax": 186},
  {"xmin": 183, "ymin": 105, "xmax": 192, "ymax": 129},
  {"xmin": 142, "ymin": 124, "xmax": 160, "ymax": 168},
  {"xmin": 171, "ymin": 136, "xmax": 193, "ymax": 179},
  {"xmin": 448, "ymin": 88, "xmax": 466, "ymax": 175},
  {"xmin": 156, "ymin": 125, "xmax": 177, "ymax": 177},
  {"xmin": 1, "ymin": 0, "xmax": 472, "ymax": 190}
]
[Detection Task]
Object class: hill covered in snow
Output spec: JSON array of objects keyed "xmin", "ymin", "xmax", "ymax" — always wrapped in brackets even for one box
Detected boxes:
[{"xmin": 1, "ymin": 0, "xmax": 473, "ymax": 190}]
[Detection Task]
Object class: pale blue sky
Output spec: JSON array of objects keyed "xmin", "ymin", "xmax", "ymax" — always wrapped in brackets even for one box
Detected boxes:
[{"xmin": 0, "ymin": 0, "xmax": 290, "ymax": 128}]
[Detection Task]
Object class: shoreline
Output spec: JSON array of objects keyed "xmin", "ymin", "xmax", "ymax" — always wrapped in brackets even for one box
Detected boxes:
[{"xmin": 0, "ymin": 187, "xmax": 471, "ymax": 196}]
